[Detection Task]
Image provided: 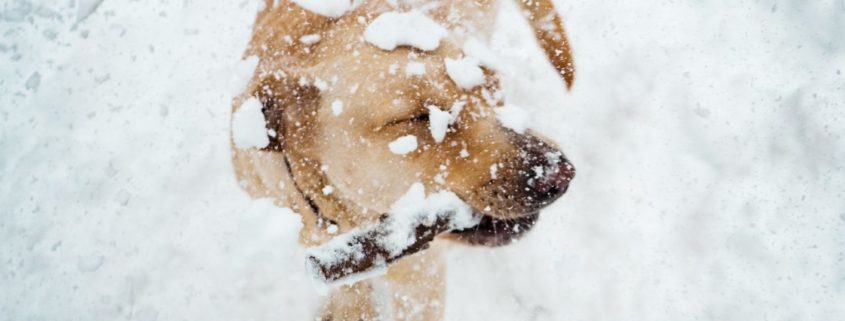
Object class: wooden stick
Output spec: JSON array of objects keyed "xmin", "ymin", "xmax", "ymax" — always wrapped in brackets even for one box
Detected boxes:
[{"xmin": 306, "ymin": 213, "xmax": 454, "ymax": 283}]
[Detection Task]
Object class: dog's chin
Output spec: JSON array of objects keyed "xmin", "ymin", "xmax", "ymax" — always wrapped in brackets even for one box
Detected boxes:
[{"xmin": 449, "ymin": 211, "xmax": 539, "ymax": 247}]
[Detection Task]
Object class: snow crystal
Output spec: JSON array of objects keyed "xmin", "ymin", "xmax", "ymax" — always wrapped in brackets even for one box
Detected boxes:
[
  {"xmin": 299, "ymin": 34, "xmax": 321, "ymax": 45},
  {"xmin": 494, "ymin": 105, "xmax": 531, "ymax": 134},
  {"xmin": 459, "ymin": 149, "xmax": 469, "ymax": 158},
  {"xmin": 427, "ymin": 106, "xmax": 451, "ymax": 143},
  {"xmin": 331, "ymin": 100, "xmax": 344, "ymax": 116},
  {"xmin": 445, "ymin": 57, "xmax": 485, "ymax": 90},
  {"xmin": 405, "ymin": 62, "xmax": 426, "ymax": 76},
  {"xmin": 292, "ymin": 0, "xmax": 352, "ymax": 18},
  {"xmin": 449, "ymin": 100, "xmax": 465, "ymax": 123},
  {"xmin": 232, "ymin": 97, "xmax": 270, "ymax": 149},
  {"xmin": 314, "ymin": 78, "xmax": 328, "ymax": 91},
  {"xmin": 389, "ymin": 135, "xmax": 418, "ymax": 155},
  {"xmin": 363, "ymin": 11, "xmax": 448, "ymax": 51}
]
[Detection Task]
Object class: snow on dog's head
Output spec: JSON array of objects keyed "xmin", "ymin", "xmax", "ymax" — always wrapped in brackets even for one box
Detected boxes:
[{"xmin": 237, "ymin": 3, "xmax": 575, "ymax": 246}]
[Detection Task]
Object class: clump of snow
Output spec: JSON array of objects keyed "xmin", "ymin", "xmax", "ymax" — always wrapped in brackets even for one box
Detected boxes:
[
  {"xmin": 383, "ymin": 183, "xmax": 478, "ymax": 255},
  {"xmin": 389, "ymin": 135, "xmax": 418, "ymax": 155},
  {"xmin": 463, "ymin": 38, "xmax": 504, "ymax": 71},
  {"xmin": 322, "ymin": 185, "xmax": 333, "ymax": 195},
  {"xmin": 299, "ymin": 34, "xmax": 321, "ymax": 45},
  {"xmin": 331, "ymin": 100, "xmax": 344, "ymax": 116},
  {"xmin": 364, "ymin": 11, "xmax": 448, "ymax": 51},
  {"xmin": 292, "ymin": 0, "xmax": 352, "ymax": 18},
  {"xmin": 445, "ymin": 57, "xmax": 485, "ymax": 90},
  {"xmin": 232, "ymin": 97, "xmax": 270, "ymax": 149},
  {"xmin": 427, "ymin": 106, "xmax": 451, "ymax": 143},
  {"xmin": 405, "ymin": 62, "xmax": 426, "ymax": 76},
  {"xmin": 450, "ymin": 100, "xmax": 466, "ymax": 123},
  {"xmin": 494, "ymin": 105, "xmax": 531, "ymax": 134}
]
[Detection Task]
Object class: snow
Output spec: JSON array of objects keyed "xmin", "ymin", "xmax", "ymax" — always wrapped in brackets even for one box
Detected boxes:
[
  {"xmin": 228, "ymin": 55, "xmax": 259, "ymax": 96},
  {"xmin": 493, "ymin": 105, "xmax": 531, "ymax": 134},
  {"xmin": 291, "ymin": 0, "xmax": 352, "ymax": 18},
  {"xmin": 299, "ymin": 34, "xmax": 321, "ymax": 45},
  {"xmin": 388, "ymin": 135, "xmax": 418, "ymax": 155},
  {"xmin": 363, "ymin": 10, "xmax": 448, "ymax": 51},
  {"xmin": 427, "ymin": 106, "xmax": 451, "ymax": 143},
  {"xmin": 2, "ymin": 1, "xmax": 845, "ymax": 321},
  {"xmin": 382, "ymin": 183, "xmax": 478, "ymax": 255},
  {"xmin": 231, "ymin": 97, "xmax": 270, "ymax": 149},
  {"xmin": 331, "ymin": 99, "xmax": 344, "ymax": 115},
  {"xmin": 445, "ymin": 57, "xmax": 486, "ymax": 90},
  {"xmin": 405, "ymin": 62, "xmax": 426, "ymax": 76},
  {"xmin": 463, "ymin": 38, "xmax": 504, "ymax": 71}
]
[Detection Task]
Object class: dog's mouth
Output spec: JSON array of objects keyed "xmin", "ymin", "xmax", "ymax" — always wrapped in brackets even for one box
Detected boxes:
[{"xmin": 449, "ymin": 210, "xmax": 540, "ymax": 247}]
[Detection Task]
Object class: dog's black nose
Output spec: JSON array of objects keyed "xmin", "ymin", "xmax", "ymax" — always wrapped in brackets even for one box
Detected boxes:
[
  {"xmin": 518, "ymin": 138, "xmax": 575, "ymax": 206},
  {"xmin": 530, "ymin": 153, "xmax": 575, "ymax": 204}
]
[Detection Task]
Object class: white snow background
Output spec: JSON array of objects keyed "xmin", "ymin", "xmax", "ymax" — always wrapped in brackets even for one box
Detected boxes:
[{"xmin": 2, "ymin": 0, "xmax": 844, "ymax": 320}]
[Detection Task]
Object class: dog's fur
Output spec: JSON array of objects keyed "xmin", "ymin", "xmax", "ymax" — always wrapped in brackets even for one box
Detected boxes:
[{"xmin": 231, "ymin": 0, "xmax": 575, "ymax": 320}]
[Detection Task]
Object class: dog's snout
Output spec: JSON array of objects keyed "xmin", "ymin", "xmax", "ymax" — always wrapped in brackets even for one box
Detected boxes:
[
  {"xmin": 519, "ymin": 137, "xmax": 575, "ymax": 207},
  {"xmin": 528, "ymin": 152, "xmax": 575, "ymax": 204}
]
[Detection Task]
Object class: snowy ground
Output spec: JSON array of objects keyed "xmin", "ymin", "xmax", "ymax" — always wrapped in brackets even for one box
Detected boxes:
[{"xmin": 2, "ymin": 0, "xmax": 844, "ymax": 320}]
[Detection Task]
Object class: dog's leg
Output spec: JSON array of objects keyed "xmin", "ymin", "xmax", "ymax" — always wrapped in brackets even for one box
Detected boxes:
[{"xmin": 516, "ymin": 0, "xmax": 576, "ymax": 88}]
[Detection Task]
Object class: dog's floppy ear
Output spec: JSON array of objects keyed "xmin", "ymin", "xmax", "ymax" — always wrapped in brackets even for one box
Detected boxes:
[
  {"xmin": 241, "ymin": 71, "xmax": 320, "ymax": 152},
  {"xmin": 517, "ymin": 0, "xmax": 575, "ymax": 89}
]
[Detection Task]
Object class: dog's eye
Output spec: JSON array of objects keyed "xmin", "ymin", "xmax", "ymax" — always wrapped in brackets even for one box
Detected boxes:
[
  {"xmin": 406, "ymin": 113, "xmax": 429, "ymax": 123},
  {"xmin": 383, "ymin": 112, "xmax": 429, "ymax": 128}
]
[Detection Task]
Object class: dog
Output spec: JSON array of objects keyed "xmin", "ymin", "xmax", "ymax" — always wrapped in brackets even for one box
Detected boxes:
[{"xmin": 231, "ymin": 0, "xmax": 575, "ymax": 320}]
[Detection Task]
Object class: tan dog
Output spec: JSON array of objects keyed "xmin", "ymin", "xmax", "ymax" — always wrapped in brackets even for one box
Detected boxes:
[{"xmin": 231, "ymin": 0, "xmax": 575, "ymax": 320}]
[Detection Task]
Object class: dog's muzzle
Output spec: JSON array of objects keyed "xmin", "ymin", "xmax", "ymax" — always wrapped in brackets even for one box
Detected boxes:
[{"xmin": 451, "ymin": 142, "xmax": 575, "ymax": 246}]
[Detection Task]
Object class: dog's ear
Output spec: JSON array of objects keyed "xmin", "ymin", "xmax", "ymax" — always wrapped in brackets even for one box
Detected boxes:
[
  {"xmin": 517, "ymin": 0, "xmax": 575, "ymax": 89},
  {"xmin": 241, "ymin": 72, "xmax": 320, "ymax": 152}
]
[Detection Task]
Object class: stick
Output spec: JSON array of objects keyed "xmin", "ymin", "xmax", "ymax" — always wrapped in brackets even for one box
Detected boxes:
[{"xmin": 306, "ymin": 212, "xmax": 455, "ymax": 283}]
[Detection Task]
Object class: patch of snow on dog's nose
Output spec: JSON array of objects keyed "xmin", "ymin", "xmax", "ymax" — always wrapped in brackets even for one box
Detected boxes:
[
  {"xmin": 231, "ymin": 97, "xmax": 270, "ymax": 149},
  {"xmin": 389, "ymin": 135, "xmax": 418, "ymax": 155},
  {"xmin": 445, "ymin": 57, "xmax": 485, "ymax": 90},
  {"xmin": 364, "ymin": 10, "xmax": 448, "ymax": 51}
]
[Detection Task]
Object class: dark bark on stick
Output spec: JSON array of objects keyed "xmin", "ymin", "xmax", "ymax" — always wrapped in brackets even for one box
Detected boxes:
[{"xmin": 307, "ymin": 214, "xmax": 453, "ymax": 283}]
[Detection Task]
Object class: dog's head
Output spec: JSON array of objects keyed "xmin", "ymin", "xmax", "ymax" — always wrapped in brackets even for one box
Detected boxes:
[{"xmin": 238, "ymin": 1, "xmax": 575, "ymax": 246}]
